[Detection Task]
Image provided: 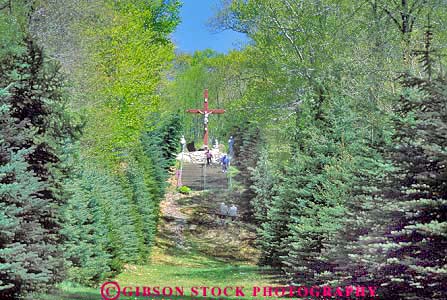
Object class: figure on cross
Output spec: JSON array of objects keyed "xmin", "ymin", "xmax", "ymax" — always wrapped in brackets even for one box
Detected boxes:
[
  {"xmin": 186, "ymin": 89, "xmax": 225, "ymax": 147},
  {"xmin": 202, "ymin": 111, "xmax": 210, "ymax": 125}
]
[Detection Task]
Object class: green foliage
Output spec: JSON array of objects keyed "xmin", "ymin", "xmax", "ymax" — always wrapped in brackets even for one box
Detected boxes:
[
  {"xmin": 0, "ymin": 10, "xmax": 24, "ymax": 60},
  {"xmin": 0, "ymin": 0, "xmax": 182, "ymax": 290},
  {"xmin": 0, "ymin": 35, "xmax": 78, "ymax": 298},
  {"xmin": 2, "ymin": 0, "xmax": 446, "ymax": 299},
  {"xmin": 250, "ymin": 149, "xmax": 278, "ymax": 227},
  {"xmin": 148, "ymin": 0, "xmax": 182, "ymax": 43},
  {"xmin": 177, "ymin": 185, "xmax": 191, "ymax": 195},
  {"xmin": 63, "ymin": 111, "xmax": 183, "ymax": 286},
  {"xmin": 358, "ymin": 66, "xmax": 447, "ymax": 299},
  {"xmin": 48, "ymin": 0, "xmax": 183, "ymax": 287},
  {"xmin": 0, "ymin": 148, "xmax": 50, "ymax": 298},
  {"xmin": 156, "ymin": 113, "xmax": 183, "ymax": 168},
  {"xmin": 62, "ymin": 167, "xmax": 113, "ymax": 286},
  {"xmin": 63, "ymin": 161, "xmax": 142, "ymax": 285},
  {"xmin": 231, "ymin": 123, "xmax": 264, "ymax": 221},
  {"xmin": 207, "ymin": 1, "xmax": 447, "ymax": 299},
  {"xmin": 55, "ymin": 0, "xmax": 178, "ymax": 161}
]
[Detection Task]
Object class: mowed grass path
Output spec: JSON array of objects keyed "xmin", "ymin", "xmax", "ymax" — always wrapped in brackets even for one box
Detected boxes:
[
  {"xmin": 41, "ymin": 243, "xmax": 275, "ymax": 300},
  {"xmin": 115, "ymin": 244, "xmax": 276, "ymax": 300}
]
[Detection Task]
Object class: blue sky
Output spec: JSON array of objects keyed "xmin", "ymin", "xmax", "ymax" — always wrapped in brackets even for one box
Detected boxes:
[{"xmin": 172, "ymin": 0, "xmax": 247, "ymax": 54}]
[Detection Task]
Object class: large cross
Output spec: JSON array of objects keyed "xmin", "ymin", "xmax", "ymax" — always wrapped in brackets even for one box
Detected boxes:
[{"xmin": 186, "ymin": 89, "xmax": 225, "ymax": 148}]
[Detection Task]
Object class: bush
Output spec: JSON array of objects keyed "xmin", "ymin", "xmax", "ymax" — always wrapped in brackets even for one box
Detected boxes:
[{"xmin": 177, "ymin": 185, "xmax": 191, "ymax": 194}]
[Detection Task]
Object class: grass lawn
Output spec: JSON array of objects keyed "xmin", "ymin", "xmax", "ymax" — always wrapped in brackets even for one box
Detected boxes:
[{"xmin": 40, "ymin": 248, "xmax": 275, "ymax": 300}]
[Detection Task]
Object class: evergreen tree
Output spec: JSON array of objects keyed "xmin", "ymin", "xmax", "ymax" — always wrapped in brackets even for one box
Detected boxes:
[
  {"xmin": 63, "ymin": 163, "xmax": 141, "ymax": 283},
  {"xmin": 158, "ymin": 113, "xmax": 183, "ymax": 169},
  {"xmin": 257, "ymin": 90, "xmax": 376, "ymax": 285},
  {"xmin": 250, "ymin": 149, "xmax": 278, "ymax": 226},
  {"xmin": 63, "ymin": 113, "xmax": 183, "ymax": 286},
  {"xmin": 0, "ymin": 148, "xmax": 53, "ymax": 298},
  {"xmin": 251, "ymin": 144, "xmax": 289, "ymax": 268},
  {"xmin": 255, "ymin": 175, "xmax": 291, "ymax": 268},
  {"xmin": 279, "ymin": 121, "xmax": 347, "ymax": 284},
  {"xmin": 362, "ymin": 53, "xmax": 447, "ymax": 299},
  {"xmin": 126, "ymin": 159, "xmax": 158, "ymax": 253},
  {"xmin": 141, "ymin": 131, "xmax": 170, "ymax": 198},
  {"xmin": 232, "ymin": 123, "xmax": 264, "ymax": 221},
  {"xmin": 316, "ymin": 142, "xmax": 394, "ymax": 288},
  {"xmin": 0, "ymin": 99, "xmax": 50, "ymax": 298},
  {"xmin": 0, "ymin": 36, "xmax": 77, "ymax": 298},
  {"xmin": 62, "ymin": 169, "xmax": 112, "ymax": 286}
]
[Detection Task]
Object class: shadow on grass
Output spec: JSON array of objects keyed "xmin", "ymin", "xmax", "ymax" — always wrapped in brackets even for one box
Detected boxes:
[
  {"xmin": 39, "ymin": 290, "xmax": 99, "ymax": 300},
  {"xmin": 172, "ymin": 265, "xmax": 267, "ymax": 281},
  {"xmin": 162, "ymin": 242, "xmax": 232, "ymax": 268},
  {"xmin": 176, "ymin": 194, "xmax": 206, "ymax": 206}
]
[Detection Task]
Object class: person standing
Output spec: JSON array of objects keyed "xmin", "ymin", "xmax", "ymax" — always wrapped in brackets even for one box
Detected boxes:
[
  {"xmin": 228, "ymin": 136, "xmax": 234, "ymax": 157},
  {"xmin": 228, "ymin": 204, "xmax": 238, "ymax": 221},
  {"xmin": 219, "ymin": 202, "xmax": 228, "ymax": 225},
  {"xmin": 221, "ymin": 154, "xmax": 229, "ymax": 172},
  {"xmin": 206, "ymin": 149, "xmax": 213, "ymax": 165}
]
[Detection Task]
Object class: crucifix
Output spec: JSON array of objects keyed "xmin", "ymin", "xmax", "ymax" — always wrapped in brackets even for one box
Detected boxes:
[{"xmin": 186, "ymin": 89, "xmax": 225, "ymax": 148}]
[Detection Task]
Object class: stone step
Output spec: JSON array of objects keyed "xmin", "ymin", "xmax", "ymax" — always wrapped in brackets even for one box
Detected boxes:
[{"xmin": 179, "ymin": 163, "xmax": 228, "ymax": 191}]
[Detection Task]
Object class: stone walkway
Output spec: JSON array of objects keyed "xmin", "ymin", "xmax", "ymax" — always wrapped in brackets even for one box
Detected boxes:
[
  {"xmin": 180, "ymin": 162, "xmax": 228, "ymax": 191},
  {"xmin": 157, "ymin": 150, "xmax": 233, "ymax": 249},
  {"xmin": 158, "ymin": 177, "xmax": 259, "ymax": 262}
]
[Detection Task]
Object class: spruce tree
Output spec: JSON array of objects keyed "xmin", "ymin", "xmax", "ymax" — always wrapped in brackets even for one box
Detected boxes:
[
  {"xmin": 126, "ymin": 160, "xmax": 158, "ymax": 252},
  {"xmin": 279, "ymin": 126, "xmax": 347, "ymax": 285},
  {"xmin": 232, "ymin": 123, "xmax": 264, "ymax": 221},
  {"xmin": 367, "ymin": 61, "xmax": 447, "ymax": 299},
  {"xmin": 256, "ymin": 178, "xmax": 291, "ymax": 268},
  {"xmin": 339, "ymin": 31, "xmax": 447, "ymax": 299},
  {"xmin": 0, "ymin": 95, "xmax": 57, "ymax": 299},
  {"xmin": 62, "ymin": 166, "xmax": 112, "ymax": 286},
  {"xmin": 277, "ymin": 92, "xmax": 367, "ymax": 285},
  {"xmin": 0, "ymin": 99, "xmax": 47, "ymax": 298},
  {"xmin": 62, "ymin": 112, "xmax": 183, "ymax": 286},
  {"xmin": 251, "ymin": 149, "xmax": 278, "ymax": 226},
  {"xmin": 158, "ymin": 113, "xmax": 183, "ymax": 168},
  {"xmin": 64, "ymin": 164, "xmax": 141, "ymax": 279},
  {"xmin": 0, "ymin": 36, "xmax": 77, "ymax": 298},
  {"xmin": 316, "ymin": 144, "xmax": 394, "ymax": 288},
  {"xmin": 0, "ymin": 149, "xmax": 52, "ymax": 298}
]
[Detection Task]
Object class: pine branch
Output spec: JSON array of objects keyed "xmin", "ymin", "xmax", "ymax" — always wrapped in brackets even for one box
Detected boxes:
[
  {"xmin": 0, "ymin": 82, "xmax": 14, "ymax": 93},
  {"xmin": 0, "ymin": 1, "xmax": 10, "ymax": 11},
  {"xmin": 379, "ymin": 4, "xmax": 402, "ymax": 32}
]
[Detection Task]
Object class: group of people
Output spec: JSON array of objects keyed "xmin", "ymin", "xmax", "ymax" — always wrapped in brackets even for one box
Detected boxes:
[
  {"xmin": 205, "ymin": 149, "xmax": 230, "ymax": 173},
  {"xmin": 218, "ymin": 202, "xmax": 238, "ymax": 224}
]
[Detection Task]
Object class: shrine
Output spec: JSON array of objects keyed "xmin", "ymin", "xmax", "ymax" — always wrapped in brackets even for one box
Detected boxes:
[{"xmin": 186, "ymin": 89, "xmax": 225, "ymax": 147}]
